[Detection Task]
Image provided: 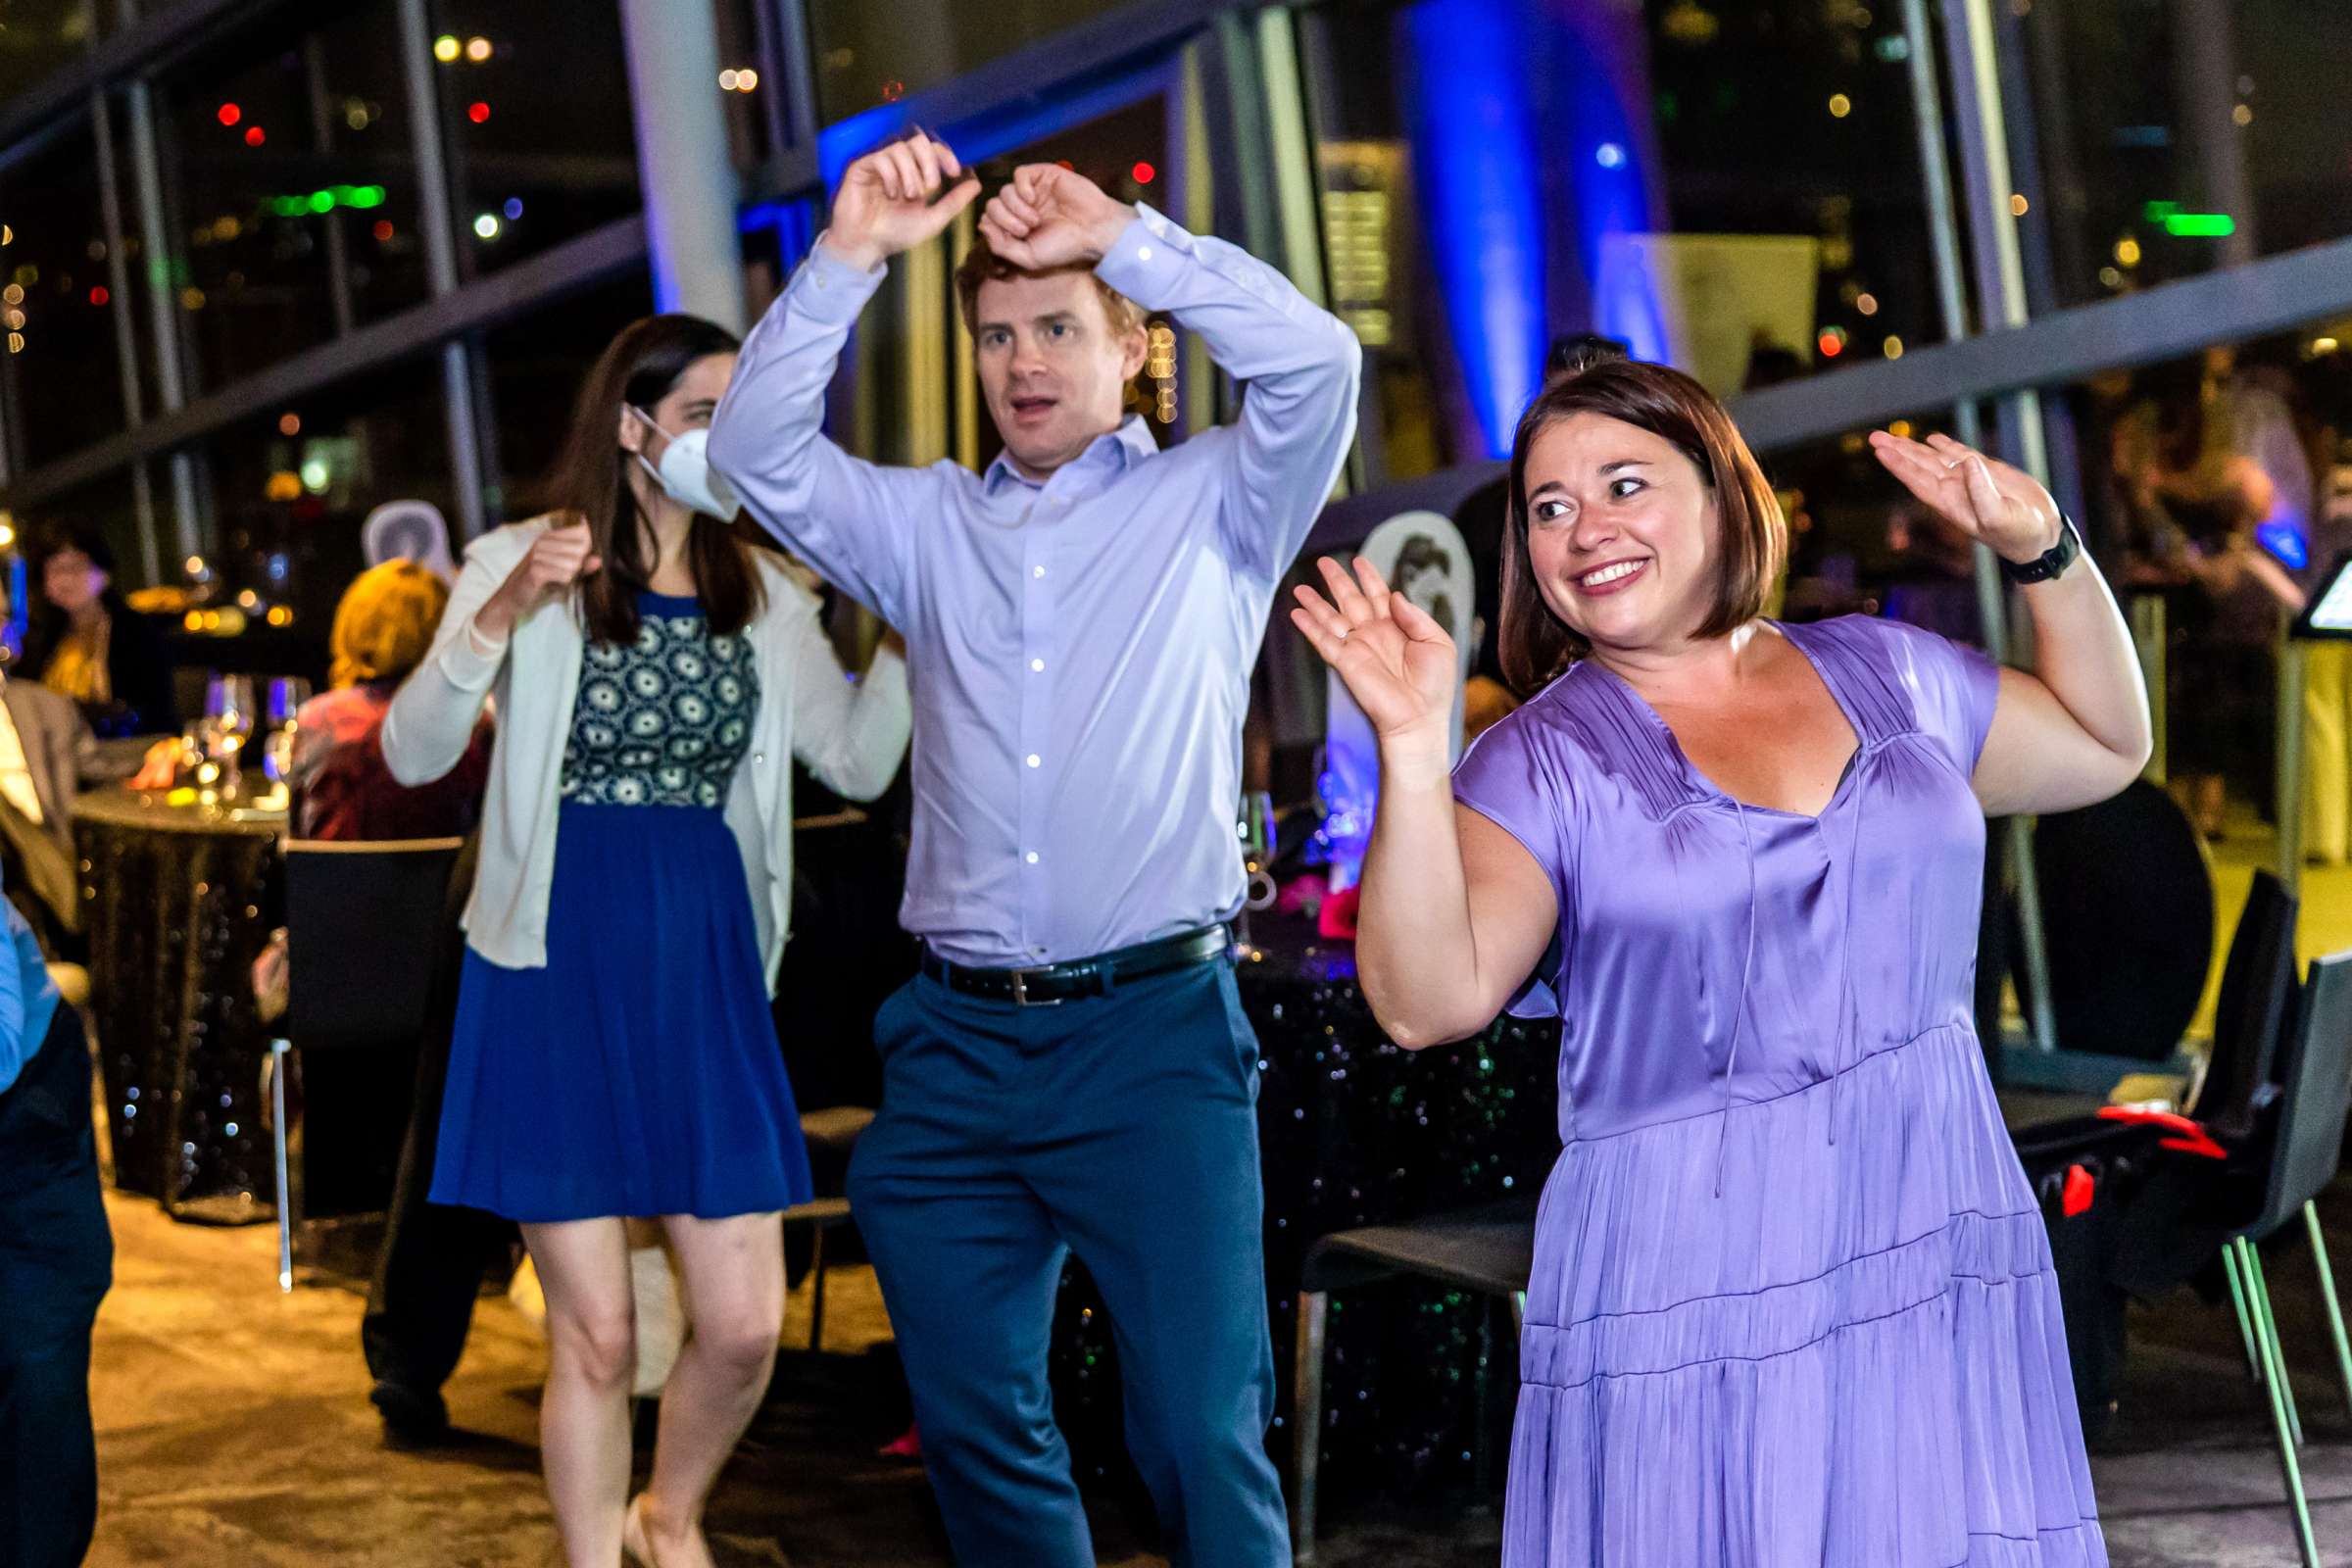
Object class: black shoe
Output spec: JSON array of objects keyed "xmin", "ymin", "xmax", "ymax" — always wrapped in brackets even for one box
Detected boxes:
[{"xmin": 371, "ymin": 1379, "xmax": 452, "ymax": 1447}]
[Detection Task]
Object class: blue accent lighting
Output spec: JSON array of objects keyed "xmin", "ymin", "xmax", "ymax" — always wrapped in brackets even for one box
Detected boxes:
[{"xmin": 1403, "ymin": 0, "xmax": 1547, "ymax": 459}]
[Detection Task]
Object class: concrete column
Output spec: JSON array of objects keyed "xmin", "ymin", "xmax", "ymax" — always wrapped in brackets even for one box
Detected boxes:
[{"xmin": 619, "ymin": 0, "xmax": 745, "ymax": 333}]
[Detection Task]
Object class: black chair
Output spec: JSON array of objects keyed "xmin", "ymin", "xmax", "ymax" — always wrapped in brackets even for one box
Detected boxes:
[
  {"xmin": 2193, "ymin": 869, "xmax": 2299, "ymax": 1140},
  {"xmin": 270, "ymin": 838, "xmax": 464, "ymax": 1293},
  {"xmin": 1290, "ymin": 1196, "xmax": 1537, "ymax": 1564},
  {"xmin": 2195, "ymin": 951, "xmax": 2352, "ymax": 1568},
  {"xmin": 782, "ymin": 1104, "xmax": 873, "ymax": 1352}
]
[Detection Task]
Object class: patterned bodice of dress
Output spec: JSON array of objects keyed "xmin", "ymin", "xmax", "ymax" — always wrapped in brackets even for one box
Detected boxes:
[{"xmin": 561, "ymin": 593, "xmax": 760, "ymax": 809}]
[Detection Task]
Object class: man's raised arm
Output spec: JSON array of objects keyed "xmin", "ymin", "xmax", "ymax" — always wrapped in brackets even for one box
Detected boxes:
[{"xmin": 709, "ymin": 132, "xmax": 980, "ymax": 629}]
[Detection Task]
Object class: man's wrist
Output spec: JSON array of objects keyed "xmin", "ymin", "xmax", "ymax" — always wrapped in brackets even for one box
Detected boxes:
[
  {"xmin": 1088, "ymin": 205, "xmax": 1140, "ymax": 261},
  {"xmin": 814, "ymin": 229, "xmax": 886, "ymax": 274}
]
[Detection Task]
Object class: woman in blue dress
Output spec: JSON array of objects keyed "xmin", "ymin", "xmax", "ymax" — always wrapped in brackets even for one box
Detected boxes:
[{"xmin": 383, "ymin": 314, "xmax": 910, "ymax": 1568}]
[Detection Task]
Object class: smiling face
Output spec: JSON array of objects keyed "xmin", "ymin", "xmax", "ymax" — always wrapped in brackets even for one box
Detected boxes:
[
  {"xmin": 1520, "ymin": 412, "xmax": 1724, "ymax": 658},
  {"xmin": 972, "ymin": 270, "xmax": 1148, "ymax": 480}
]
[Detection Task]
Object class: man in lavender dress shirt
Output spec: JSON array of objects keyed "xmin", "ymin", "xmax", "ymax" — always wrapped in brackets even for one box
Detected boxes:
[{"xmin": 710, "ymin": 132, "xmax": 1358, "ymax": 1565}]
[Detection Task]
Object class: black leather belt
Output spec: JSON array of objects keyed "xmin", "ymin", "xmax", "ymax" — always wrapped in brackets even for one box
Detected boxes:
[{"xmin": 920, "ymin": 924, "xmax": 1231, "ymax": 1006}]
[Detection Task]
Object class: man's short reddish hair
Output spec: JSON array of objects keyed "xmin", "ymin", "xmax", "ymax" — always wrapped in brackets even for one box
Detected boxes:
[{"xmin": 954, "ymin": 235, "xmax": 1147, "ymax": 338}]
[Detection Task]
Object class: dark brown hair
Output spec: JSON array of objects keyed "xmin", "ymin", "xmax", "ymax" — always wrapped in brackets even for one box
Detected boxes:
[
  {"xmin": 540, "ymin": 314, "xmax": 763, "ymax": 646},
  {"xmin": 954, "ymin": 234, "xmax": 1146, "ymax": 338},
  {"xmin": 1496, "ymin": 340, "xmax": 1786, "ymax": 695}
]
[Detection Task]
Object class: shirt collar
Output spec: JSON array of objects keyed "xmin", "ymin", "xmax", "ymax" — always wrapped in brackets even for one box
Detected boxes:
[{"xmin": 982, "ymin": 415, "xmax": 1158, "ymax": 497}]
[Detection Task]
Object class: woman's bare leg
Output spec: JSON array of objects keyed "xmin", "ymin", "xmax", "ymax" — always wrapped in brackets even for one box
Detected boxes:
[{"xmin": 521, "ymin": 1218, "xmax": 637, "ymax": 1568}]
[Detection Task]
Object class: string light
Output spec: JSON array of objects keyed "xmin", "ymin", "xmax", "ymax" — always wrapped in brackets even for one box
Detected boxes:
[
  {"xmin": 2009, "ymin": 193, "xmax": 2030, "ymax": 216},
  {"xmin": 472, "ymin": 214, "xmax": 501, "ymax": 239},
  {"xmin": 719, "ymin": 69, "xmax": 738, "ymax": 90},
  {"xmin": 502, "ymin": 197, "xmax": 523, "ymax": 220},
  {"xmin": 244, "ymin": 125, "xmax": 266, "ymax": 146},
  {"xmin": 278, "ymin": 413, "xmax": 301, "ymax": 435},
  {"xmin": 88, "ymin": 285, "xmax": 108, "ymax": 306},
  {"xmin": 1882, "ymin": 335, "xmax": 1903, "ymax": 359},
  {"xmin": 433, "ymin": 34, "xmax": 460, "ymax": 62},
  {"xmin": 1828, "ymin": 93, "xmax": 1852, "ymax": 119},
  {"xmin": 1131, "ymin": 161, "xmax": 1155, "ymax": 183},
  {"xmin": 372, "ymin": 219, "xmax": 395, "ymax": 242},
  {"xmin": 1855, "ymin": 292, "xmax": 1879, "ymax": 316},
  {"xmin": 465, "ymin": 36, "xmax": 492, "ymax": 62},
  {"xmin": 467, "ymin": 101, "xmax": 491, "ymax": 122},
  {"xmin": 217, "ymin": 103, "xmax": 241, "ymax": 126}
]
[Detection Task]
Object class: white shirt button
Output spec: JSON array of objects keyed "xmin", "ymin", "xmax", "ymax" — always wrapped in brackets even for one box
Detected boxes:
[
  {"xmin": 1030, "ymin": 659, "xmax": 1045, "ymax": 672},
  {"xmin": 1033, "ymin": 565, "xmax": 1047, "ymax": 579},
  {"xmin": 1026, "ymin": 754, "xmax": 1041, "ymax": 768},
  {"xmin": 1137, "ymin": 245, "xmax": 1153, "ymax": 262},
  {"xmin": 1025, "ymin": 852, "xmax": 1040, "ymax": 865}
]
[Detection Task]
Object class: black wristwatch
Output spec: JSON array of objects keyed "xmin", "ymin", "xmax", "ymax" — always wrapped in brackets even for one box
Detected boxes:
[{"xmin": 2000, "ymin": 512, "xmax": 2082, "ymax": 585}]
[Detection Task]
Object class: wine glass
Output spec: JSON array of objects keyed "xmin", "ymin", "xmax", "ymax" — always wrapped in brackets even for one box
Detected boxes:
[
  {"xmin": 261, "ymin": 677, "xmax": 311, "ymax": 788},
  {"xmin": 207, "ymin": 674, "xmax": 256, "ymax": 795}
]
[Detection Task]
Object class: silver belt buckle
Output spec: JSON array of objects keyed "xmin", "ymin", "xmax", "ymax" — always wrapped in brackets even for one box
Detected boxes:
[{"xmin": 1008, "ymin": 967, "xmax": 1061, "ymax": 1006}]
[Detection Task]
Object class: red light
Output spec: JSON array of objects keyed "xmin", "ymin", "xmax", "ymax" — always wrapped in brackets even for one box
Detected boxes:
[
  {"xmin": 244, "ymin": 125, "xmax": 266, "ymax": 146},
  {"xmin": 1816, "ymin": 331, "xmax": 1843, "ymax": 358},
  {"xmin": 1055, "ymin": 160, "xmax": 1074, "ymax": 171},
  {"xmin": 467, "ymin": 101, "xmax": 490, "ymax": 123},
  {"xmin": 1131, "ymin": 161, "xmax": 1156, "ymax": 184},
  {"xmin": 88, "ymin": 285, "xmax": 109, "ymax": 306},
  {"xmin": 371, "ymin": 219, "xmax": 395, "ymax": 242},
  {"xmin": 2061, "ymin": 1163, "xmax": 2094, "ymax": 1217},
  {"xmin": 217, "ymin": 103, "xmax": 242, "ymax": 126}
]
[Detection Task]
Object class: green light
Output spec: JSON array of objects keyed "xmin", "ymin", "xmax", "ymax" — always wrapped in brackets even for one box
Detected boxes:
[
  {"xmin": 2142, "ymin": 200, "xmax": 2180, "ymax": 221},
  {"xmin": 269, "ymin": 196, "xmax": 305, "ymax": 218},
  {"xmin": 345, "ymin": 184, "xmax": 386, "ymax": 210},
  {"xmin": 2164, "ymin": 212, "xmax": 2236, "ymax": 237},
  {"xmin": 306, "ymin": 190, "xmax": 335, "ymax": 214}
]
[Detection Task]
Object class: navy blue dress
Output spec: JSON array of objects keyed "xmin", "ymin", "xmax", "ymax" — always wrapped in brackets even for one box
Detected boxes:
[{"xmin": 431, "ymin": 592, "xmax": 813, "ymax": 1222}]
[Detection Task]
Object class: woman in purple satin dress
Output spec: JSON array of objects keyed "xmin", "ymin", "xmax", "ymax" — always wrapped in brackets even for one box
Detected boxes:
[{"xmin": 1290, "ymin": 347, "xmax": 2149, "ymax": 1566}]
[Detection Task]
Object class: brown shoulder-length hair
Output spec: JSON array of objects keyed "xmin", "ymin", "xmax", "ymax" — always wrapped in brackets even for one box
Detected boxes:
[
  {"xmin": 1496, "ymin": 343, "xmax": 1786, "ymax": 695},
  {"xmin": 539, "ymin": 313, "xmax": 764, "ymax": 646}
]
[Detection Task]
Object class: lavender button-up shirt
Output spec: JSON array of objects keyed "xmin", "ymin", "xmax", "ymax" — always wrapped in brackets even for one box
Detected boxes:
[{"xmin": 710, "ymin": 203, "xmax": 1361, "ymax": 967}]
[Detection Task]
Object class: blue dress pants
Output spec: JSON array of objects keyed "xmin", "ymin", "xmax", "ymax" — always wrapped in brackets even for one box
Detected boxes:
[{"xmin": 848, "ymin": 959, "xmax": 1289, "ymax": 1567}]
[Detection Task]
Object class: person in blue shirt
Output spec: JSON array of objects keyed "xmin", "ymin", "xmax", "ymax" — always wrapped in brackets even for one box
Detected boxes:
[
  {"xmin": 0, "ymin": 898, "xmax": 113, "ymax": 1567},
  {"xmin": 711, "ymin": 133, "xmax": 1359, "ymax": 1566}
]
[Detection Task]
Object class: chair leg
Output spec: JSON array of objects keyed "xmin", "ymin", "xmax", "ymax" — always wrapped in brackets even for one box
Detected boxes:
[
  {"xmin": 270, "ymin": 1039, "xmax": 292, "ymax": 1294},
  {"xmin": 2224, "ymin": 1241, "xmax": 2265, "ymax": 1383},
  {"xmin": 807, "ymin": 1221, "xmax": 829, "ymax": 1354},
  {"xmin": 2301, "ymin": 1199, "xmax": 2352, "ymax": 1426},
  {"xmin": 2238, "ymin": 1238, "xmax": 2324, "ymax": 1568},
  {"xmin": 1292, "ymin": 1291, "xmax": 1327, "ymax": 1565},
  {"xmin": 2247, "ymin": 1241, "xmax": 2307, "ymax": 1449}
]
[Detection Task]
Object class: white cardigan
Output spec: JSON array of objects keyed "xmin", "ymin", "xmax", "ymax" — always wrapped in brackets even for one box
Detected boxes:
[{"xmin": 381, "ymin": 515, "xmax": 910, "ymax": 989}]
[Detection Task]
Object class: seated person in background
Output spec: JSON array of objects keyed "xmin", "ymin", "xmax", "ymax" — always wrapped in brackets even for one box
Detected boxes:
[
  {"xmin": 291, "ymin": 559, "xmax": 492, "ymax": 842},
  {"xmin": 0, "ymin": 896, "xmax": 112, "ymax": 1567},
  {"xmin": 24, "ymin": 524, "xmax": 178, "ymax": 740},
  {"xmin": 252, "ymin": 559, "xmax": 506, "ymax": 1448}
]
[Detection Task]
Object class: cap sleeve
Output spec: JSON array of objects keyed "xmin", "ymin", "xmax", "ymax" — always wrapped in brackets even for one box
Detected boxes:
[
  {"xmin": 1880, "ymin": 617, "xmax": 2002, "ymax": 775},
  {"xmin": 1449, "ymin": 704, "xmax": 1574, "ymax": 1018}
]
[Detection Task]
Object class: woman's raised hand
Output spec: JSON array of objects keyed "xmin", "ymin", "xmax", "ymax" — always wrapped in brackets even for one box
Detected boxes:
[
  {"xmin": 1291, "ymin": 556, "xmax": 1457, "ymax": 758},
  {"xmin": 1869, "ymin": 429, "xmax": 2064, "ymax": 565},
  {"xmin": 477, "ymin": 520, "xmax": 600, "ymax": 642}
]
